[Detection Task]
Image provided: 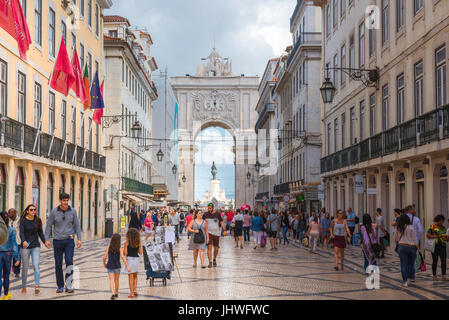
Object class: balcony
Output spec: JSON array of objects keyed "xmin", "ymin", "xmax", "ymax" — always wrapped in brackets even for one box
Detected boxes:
[
  {"xmin": 359, "ymin": 139, "xmax": 370, "ymax": 162},
  {"xmin": 290, "ymin": 0, "xmax": 303, "ymax": 29},
  {"xmin": 255, "ymin": 103, "xmax": 275, "ymax": 131},
  {"xmin": 274, "ymin": 182, "xmax": 290, "ymax": 195},
  {"xmin": 287, "ymin": 32, "xmax": 322, "ymax": 67},
  {"xmin": 0, "ymin": 116, "xmax": 106, "ymax": 173},
  {"xmin": 255, "ymin": 192, "xmax": 269, "ymax": 201},
  {"xmin": 399, "ymin": 119, "xmax": 417, "ymax": 151},
  {"xmin": 320, "ymin": 104, "xmax": 449, "ymax": 175},
  {"xmin": 122, "ymin": 177, "xmax": 153, "ymax": 195}
]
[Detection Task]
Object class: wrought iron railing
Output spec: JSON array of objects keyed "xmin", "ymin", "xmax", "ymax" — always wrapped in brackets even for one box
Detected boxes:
[
  {"xmin": 349, "ymin": 145, "xmax": 359, "ymax": 165},
  {"xmin": 418, "ymin": 108, "xmax": 440, "ymax": 145},
  {"xmin": 122, "ymin": 177, "xmax": 153, "ymax": 195},
  {"xmin": 370, "ymin": 133, "xmax": 383, "ymax": 159},
  {"xmin": 399, "ymin": 119, "xmax": 417, "ymax": 151},
  {"xmin": 359, "ymin": 139, "xmax": 370, "ymax": 162},
  {"xmin": 384, "ymin": 126, "xmax": 399, "ymax": 155}
]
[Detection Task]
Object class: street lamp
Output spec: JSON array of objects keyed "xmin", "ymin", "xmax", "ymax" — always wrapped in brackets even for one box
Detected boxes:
[
  {"xmin": 131, "ymin": 120, "xmax": 142, "ymax": 138},
  {"xmin": 255, "ymin": 161, "xmax": 261, "ymax": 173},
  {"xmin": 156, "ymin": 144, "xmax": 164, "ymax": 162},
  {"xmin": 172, "ymin": 164, "xmax": 178, "ymax": 175},
  {"xmin": 320, "ymin": 77, "xmax": 336, "ymax": 104},
  {"xmin": 247, "ymin": 171, "xmax": 251, "ymax": 181},
  {"xmin": 182, "ymin": 174, "xmax": 187, "ymax": 183}
]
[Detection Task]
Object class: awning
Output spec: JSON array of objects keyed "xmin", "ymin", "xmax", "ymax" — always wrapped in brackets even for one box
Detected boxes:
[
  {"xmin": 135, "ymin": 194, "xmax": 154, "ymax": 202},
  {"xmin": 122, "ymin": 194, "xmax": 143, "ymax": 204}
]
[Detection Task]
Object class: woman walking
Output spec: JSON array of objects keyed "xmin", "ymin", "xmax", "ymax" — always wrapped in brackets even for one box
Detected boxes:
[
  {"xmin": 292, "ymin": 215, "xmax": 299, "ymax": 243},
  {"xmin": 188, "ymin": 210, "xmax": 209, "ymax": 268},
  {"xmin": 19, "ymin": 205, "xmax": 45, "ymax": 295},
  {"xmin": 394, "ymin": 214, "xmax": 418, "ymax": 287},
  {"xmin": 280, "ymin": 212, "xmax": 290, "ymax": 245},
  {"xmin": 306, "ymin": 215, "xmax": 322, "ymax": 254},
  {"xmin": 0, "ymin": 212, "xmax": 20, "ymax": 300},
  {"xmin": 320, "ymin": 213, "xmax": 332, "ymax": 249},
  {"xmin": 298, "ymin": 213, "xmax": 307, "ymax": 245},
  {"xmin": 426, "ymin": 215, "xmax": 448, "ymax": 281},
  {"xmin": 360, "ymin": 214, "xmax": 379, "ymax": 273},
  {"xmin": 330, "ymin": 210, "xmax": 352, "ymax": 271},
  {"xmin": 250, "ymin": 212, "xmax": 264, "ymax": 250},
  {"xmin": 102, "ymin": 234, "xmax": 131, "ymax": 300},
  {"xmin": 232, "ymin": 210, "xmax": 244, "ymax": 249},
  {"xmin": 144, "ymin": 213, "xmax": 154, "ymax": 242},
  {"xmin": 123, "ymin": 228, "xmax": 142, "ymax": 298}
]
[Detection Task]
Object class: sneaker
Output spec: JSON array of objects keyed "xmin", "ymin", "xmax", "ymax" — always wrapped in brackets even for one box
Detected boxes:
[
  {"xmin": 208, "ymin": 262, "xmax": 212, "ymax": 268},
  {"xmin": 213, "ymin": 260, "xmax": 217, "ymax": 267},
  {"xmin": 410, "ymin": 279, "xmax": 415, "ymax": 283},
  {"xmin": 56, "ymin": 288, "xmax": 64, "ymax": 294},
  {"xmin": 65, "ymin": 288, "xmax": 74, "ymax": 294},
  {"xmin": 3, "ymin": 294, "xmax": 11, "ymax": 300},
  {"xmin": 402, "ymin": 282, "xmax": 408, "ymax": 287},
  {"xmin": 274, "ymin": 247, "xmax": 278, "ymax": 251},
  {"xmin": 34, "ymin": 287, "xmax": 40, "ymax": 295},
  {"xmin": 433, "ymin": 276, "xmax": 438, "ymax": 281}
]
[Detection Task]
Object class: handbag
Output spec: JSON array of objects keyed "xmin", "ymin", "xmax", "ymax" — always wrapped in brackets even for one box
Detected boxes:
[
  {"xmin": 193, "ymin": 222, "xmax": 205, "ymax": 244},
  {"xmin": 366, "ymin": 226, "xmax": 381, "ymax": 256},
  {"xmin": 424, "ymin": 237, "xmax": 436, "ymax": 253},
  {"xmin": 415, "ymin": 252, "xmax": 426, "ymax": 273}
]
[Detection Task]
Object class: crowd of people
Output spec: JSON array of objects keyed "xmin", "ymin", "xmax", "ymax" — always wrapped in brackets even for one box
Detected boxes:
[{"xmin": 1, "ymin": 196, "xmax": 449, "ymax": 300}]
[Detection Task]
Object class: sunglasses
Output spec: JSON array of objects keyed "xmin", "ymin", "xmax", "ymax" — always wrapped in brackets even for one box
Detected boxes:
[{"xmin": 29, "ymin": 208, "xmax": 36, "ymax": 212}]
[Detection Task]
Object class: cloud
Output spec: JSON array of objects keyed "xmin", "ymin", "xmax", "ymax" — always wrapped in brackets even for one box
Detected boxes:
[
  {"xmin": 106, "ymin": 0, "xmax": 295, "ymax": 77},
  {"xmin": 195, "ymin": 128, "xmax": 234, "ymax": 165}
]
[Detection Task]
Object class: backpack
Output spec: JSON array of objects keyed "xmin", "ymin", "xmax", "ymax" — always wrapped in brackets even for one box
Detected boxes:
[
  {"xmin": 180, "ymin": 212, "xmax": 185, "ymax": 220},
  {"xmin": 354, "ymin": 216, "xmax": 360, "ymax": 225}
]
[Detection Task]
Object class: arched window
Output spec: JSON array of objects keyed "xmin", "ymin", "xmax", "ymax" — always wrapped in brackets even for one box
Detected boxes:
[
  {"xmin": 70, "ymin": 176, "xmax": 75, "ymax": 207},
  {"xmin": 0, "ymin": 165, "xmax": 6, "ymax": 212},
  {"xmin": 59, "ymin": 174, "xmax": 65, "ymax": 196},
  {"xmin": 15, "ymin": 167, "xmax": 24, "ymax": 214},
  {"xmin": 47, "ymin": 173, "xmax": 54, "ymax": 217},
  {"xmin": 32, "ymin": 170, "xmax": 40, "ymax": 215}
]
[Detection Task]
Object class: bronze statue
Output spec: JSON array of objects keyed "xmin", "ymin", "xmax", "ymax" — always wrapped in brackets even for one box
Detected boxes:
[{"xmin": 211, "ymin": 161, "xmax": 217, "ymax": 180}]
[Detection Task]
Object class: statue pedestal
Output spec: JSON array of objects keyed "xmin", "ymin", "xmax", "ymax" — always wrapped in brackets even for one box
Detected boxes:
[{"xmin": 209, "ymin": 180, "xmax": 220, "ymax": 200}]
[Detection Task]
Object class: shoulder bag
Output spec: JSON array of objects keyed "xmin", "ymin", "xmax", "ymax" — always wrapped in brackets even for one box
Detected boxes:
[
  {"xmin": 193, "ymin": 221, "xmax": 205, "ymax": 244},
  {"xmin": 366, "ymin": 225, "xmax": 381, "ymax": 256},
  {"xmin": 424, "ymin": 225, "xmax": 436, "ymax": 254}
]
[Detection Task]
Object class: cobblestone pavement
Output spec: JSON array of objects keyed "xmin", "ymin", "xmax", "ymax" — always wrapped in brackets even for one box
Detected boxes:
[{"xmin": 5, "ymin": 232, "xmax": 449, "ymax": 300}]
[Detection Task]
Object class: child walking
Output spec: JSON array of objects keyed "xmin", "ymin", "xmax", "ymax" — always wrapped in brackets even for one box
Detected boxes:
[
  {"xmin": 102, "ymin": 234, "xmax": 131, "ymax": 300},
  {"xmin": 124, "ymin": 228, "xmax": 142, "ymax": 299}
]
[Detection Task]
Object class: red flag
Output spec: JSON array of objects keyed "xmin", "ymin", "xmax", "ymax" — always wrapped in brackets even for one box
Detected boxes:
[
  {"xmin": 93, "ymin": 81, "xmax": 104, "ymax": 125},
  {"xmin": 50, "ymin": 38, "xmax": 75, "ymax": 96},
  {"xmin": 0, "ymin": 0, "xmax": 32, "ymax": 60},
  {"xmin": 70, "ymin": 49, "xmax": 86, "ymax": 103}
]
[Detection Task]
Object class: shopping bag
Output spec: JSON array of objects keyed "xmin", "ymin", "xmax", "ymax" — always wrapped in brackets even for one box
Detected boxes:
[{"xmin": 424, "ymin": 238, "xmax": 435, "ymax": 254}]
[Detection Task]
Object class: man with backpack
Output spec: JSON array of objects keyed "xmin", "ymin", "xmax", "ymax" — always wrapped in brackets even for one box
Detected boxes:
[
  {"xmin": 179, "ymin": 210, "xmax": 186, "ymax": 235},
  {"xmin": 347, "ymin": 208, "xmax": 357, "ymax": 245},
  {"xmin": 266, "ymin": 211, "xmax": 281, "ymax": 250}
]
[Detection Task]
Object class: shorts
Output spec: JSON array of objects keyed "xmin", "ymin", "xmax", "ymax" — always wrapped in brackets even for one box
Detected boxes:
[
  {"xmin": 208, "ymin": 234, "xmax": 220, "ymax": 248},
  {"xmin": 107, "ymin": 268, "xmax": 121, "ymax": 274},
  {"xmin": 267, "ymin": 231, "xmax": 277, "ymax": 238}
]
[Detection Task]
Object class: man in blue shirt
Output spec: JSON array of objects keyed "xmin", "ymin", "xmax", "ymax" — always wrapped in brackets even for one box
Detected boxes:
[
  {"xmin": 406, "ymin": 205, "xmax": 423, "ymax": 248},
  {"xmin": 346, "ymin": 208, "xmax": 356, "ymax": 245}
]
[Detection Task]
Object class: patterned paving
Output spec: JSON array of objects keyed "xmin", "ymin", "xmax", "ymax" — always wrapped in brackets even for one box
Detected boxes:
[{"xmin": 5, "ymin": 232, "xmax": 449, "ymax": 300}]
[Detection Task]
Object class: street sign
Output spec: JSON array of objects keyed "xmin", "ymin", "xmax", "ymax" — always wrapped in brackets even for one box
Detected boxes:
[
  {"xmin": 120, "ymin": 216, "xmax": 126, "ymax": 230},
  {"xmin": 354, "ymin": 175, "xmax": 364, "ymax": 194},
  {"xmin": 366, "ymin": 188, "xmax": 378, "ymax": 195},
  {"xmin": 283, "ymin": 195, "xmax": 290, "ymax": 203},
  {"xmin": 318, "ymin": 185, "xmax": 325, "ymax": 200}
]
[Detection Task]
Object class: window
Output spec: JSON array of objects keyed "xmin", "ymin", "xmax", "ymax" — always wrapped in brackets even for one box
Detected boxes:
[
  {"xmin": 350, "ymin": 107, "xmax": 355, "ymax": 145},
  {"xmin": 436, "ymin": 46, "xmax": 447, "ymax": 108},
  {"xmin": 349, "ymin": 35, "xmax": 354, "ymax": 69},
  {"xmin": 61, "ymin": 100, "xmax": 67, "ymax": 140},
  {"xmin": 382, "ymin": 84, "xmax": 389, "ymax": 130},
  {"xmin": 333, "ymin": 54, "xmax": 338, "ymax": 88},
  {"xmin": 95, "ymin": 123, "xmax": 99, "ymax": 153},
  {"xmin": 19, "ymin": 0, "xmax": 27, "ymax": 18},
  {"xmin": 33, "ymin": 82, "xmax": 41, "ymax": 128},
  {"xmin": 341, "ymin": 45, "xmax": 346, "ymax": 84},
  {"xmin": 333, "ymin": 0, "xmax": 337, "ymax": 28},
  {"xmin": 34, "ymin": 0, "xmax": 42, "ymax": 46},
  {"xmin": 49, "ymin": 92, "xmax": 55, "ymax": 134},
  {"xmin": 80, "ymin": 0, "xmax": 84, "ymax": 17},
  {"xmin": 71, "ymin": 32, "xmax": 76, "ymax": 54},
  {"xmin": 48, "ymin": 8, "xmax": 55, "ymax": 57},
  {"xmin": 0, "ymin": 60, "xmax": 6, "ymax": 115},
  {"xmin": 397, "ymin": 74, "xmax": 404, "ymax": 124},
  {"xmin": 341, "ymin": 113, "xmax": 346, "ymax": 149},
  {"xmin": 80, "ymin": 111, "xmax": 84, "ymax": 147},
  {"xmin": 95, "ymin": 5, "xmax": 99, "ymax": 36},
  {"xmin": 359, "ymin": 22, "xmax": 365, "ymax": 67},
  {"xmin": 80, "ymin": 43, "xmax": 85, "ymax": 69},
  {"xmin": 414, "ymin": 0, "xmax": 423, "ymax": 15},
  {"xmin": 326, "ymin": 5, "xmax": 331, "ymax": 37},
  {"xmin": 17, "ymin": 73, "xmax": 26, "ymax": 123},
  {"xmin": 334, "ymin": 118, "xmax": 338, "ymax": 152},
  {"xmin": 340, "ymin": 0, "xmax": 345, "ymax": 17},
  {"xmin": 360, "ymin": 100, "xmax": 365, "ymax": 141},
  {"xmin": 414, "ymin": 61, "xmax": 423, "ymax": 117},
  {"xmin": 397, "ymin": 0, "xmax": 404, "ymax": 31},
  {"xmin": 88, "ymin": 117, "xmax": 92, "ymax": 150},
  {"xmin": 88, "ymin": 53, "xmax": 92, "ymax": 80},
  {"xmin": 382, "ymin": 0, "xmax": 389, "ymax": 44},
  {"xmin": 71, "ymin": 106, "xmax": 76, "ymax": 144},
  {"xmin": 87, "ymin": 0, "xmax": 92, "ymax": 27},
  {"xmin": 369, "ymin": 10, "xmax": 376, "ymax": 57},
  {"xmin": 61, "ymin": 20, "xmax": 67, "ymax": 46},
  {"xmin": 369, "ymin": 94, "xmax": 376, "ymax": 136},
  {"xmin": 327, "ymin": 123, "xmax": 331, "ymax": 154}
]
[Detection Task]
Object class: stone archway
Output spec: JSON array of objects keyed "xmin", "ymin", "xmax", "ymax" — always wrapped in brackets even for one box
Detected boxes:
[{"xmin": 171, "ymin": 49, "xmax": 259, "ymax": 208}]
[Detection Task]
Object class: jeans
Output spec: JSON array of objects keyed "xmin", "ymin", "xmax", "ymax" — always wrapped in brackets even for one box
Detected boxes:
[
  {"xmin": 397, "ymin": 245, "xmax": 417, "ymax": 282},
  {"xmin": 299, "ymin": 229, "xmax": 306, "ymax": 241},
  {"xmin": 21, "ymin": 247, "xmax": 41, "ymax": 287},
  {"xmin": 363, "ymin": 251, "xmax": 377, "ymax": 273},
  {"xmin": 432, "ymin": 244, "xmax": 447, "ymax": 276},
  {"xmin": 282, "ymin": 226, "xmax": 289, "ymax": 244},
  {"xmin": 53, "ymin": 239, "xmax": 75, "ymax": 289},
  {"xmin": 0, "ymin": 251, "xmax": 12, "ymax": 296},
  {"xmin": 243, "ymin": 227, "xmax": 250, "ymax": 242},
  {"xmin": 179, "ymin": 221, "xmax": 185, "ymax": 235},
  {"xmin": 348, "ymin": 227, "xmax": 355, "ymax": 245}
]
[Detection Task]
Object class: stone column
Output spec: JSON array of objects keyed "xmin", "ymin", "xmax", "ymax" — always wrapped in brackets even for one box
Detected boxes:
[
  {"xmin": 6, "ymin": 158, "xmax": 16, "ymax": 211},
  {"xmin": 42, "ymin": 166, "xmax": 48, "ymax": 224},
  {"xmin": 25, "ymin": 162, "xmax": 33, "ymax": 207}
]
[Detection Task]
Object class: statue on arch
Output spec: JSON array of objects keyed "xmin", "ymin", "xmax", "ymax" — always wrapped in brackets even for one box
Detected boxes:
[{"xmin": 211, "ymin": 161, "xmax": 218, "ymax": 180}]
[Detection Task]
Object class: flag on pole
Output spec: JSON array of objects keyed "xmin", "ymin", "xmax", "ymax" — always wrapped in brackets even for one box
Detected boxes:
[
  {"xmin": 50, "ymin": 38, "xmax": 75, "ymax": 96},
  {"xmin": 83, "ymin": 64, "xmax": 91, "ymax": 110},
  {"xmin": 90, "ymin": 71, "xmax": 104, "ymax": 110},
  {"xmin": 0, "ymin": 0, "xmax": 32, "ymax": 60},
  {"xmin": 70, "ymin": 49, "xmax": 86, "ymax": 103},
  {"xmin": 93, "ymin": 81, "xmax": 104, "ymax": 125}
]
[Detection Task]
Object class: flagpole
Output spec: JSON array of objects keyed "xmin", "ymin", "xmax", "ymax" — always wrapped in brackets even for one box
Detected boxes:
[
  {"xmin": 82, "ymin": 116, "xmax": 93, "ymax": 166},
  {"xmin": 32, "ymin": 84, "xmax": 51, "ymax": 154},
  {"xmin": 47, "ymin": 97, "xmax": 63, "ymax": 157},
  {"xmin": 72, "ymin": 111, "xmax": 86, "ymax": 164}
]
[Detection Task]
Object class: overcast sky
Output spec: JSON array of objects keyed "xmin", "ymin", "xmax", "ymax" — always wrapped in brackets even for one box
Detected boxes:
[{"xmin": 107, "ymin": 0, "xmax": 295, "ymax": 77}]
